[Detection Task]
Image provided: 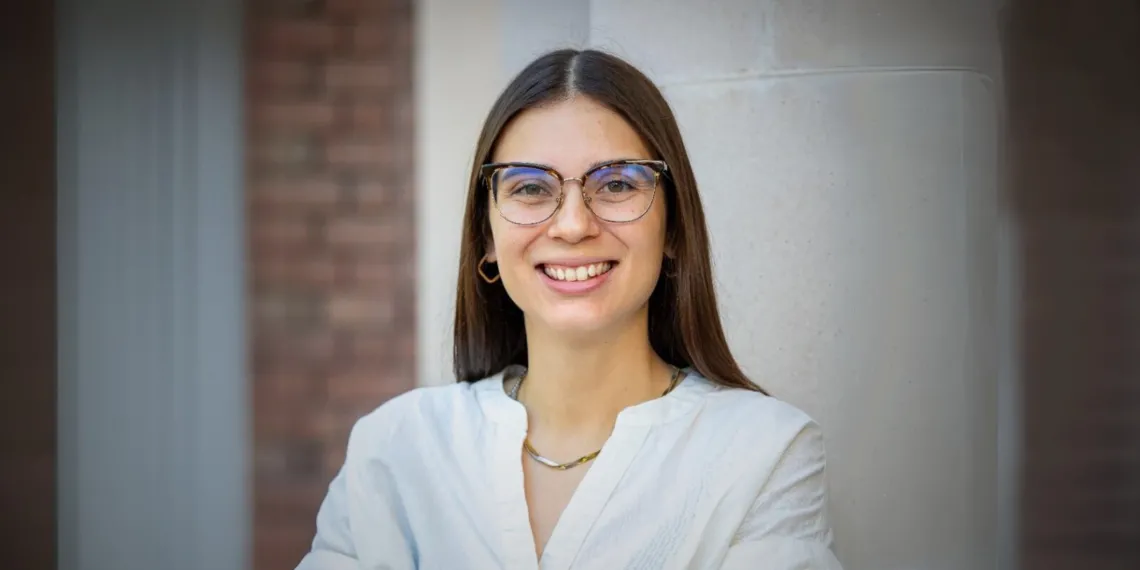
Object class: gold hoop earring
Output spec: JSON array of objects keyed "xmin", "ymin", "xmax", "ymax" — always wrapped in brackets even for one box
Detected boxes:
[{"xmin": 478, "ymin": 254, "xmax": 500, "ymax": 283}]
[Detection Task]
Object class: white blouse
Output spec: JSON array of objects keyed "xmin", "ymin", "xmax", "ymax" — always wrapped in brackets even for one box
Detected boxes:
[{"xmin": 296, "ymin": 367, "xmax": 844, "ymax": 570}]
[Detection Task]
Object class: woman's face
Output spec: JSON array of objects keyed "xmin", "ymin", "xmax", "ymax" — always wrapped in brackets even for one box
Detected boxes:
[{"xmin": 485, "ymin": 97, "xmax": 668, "ymax": 336}]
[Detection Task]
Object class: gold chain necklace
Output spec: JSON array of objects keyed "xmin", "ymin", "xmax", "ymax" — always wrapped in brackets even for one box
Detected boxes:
[{"xmin": 509, "ymin": 367, "xmax": 685, "ymax": 471}]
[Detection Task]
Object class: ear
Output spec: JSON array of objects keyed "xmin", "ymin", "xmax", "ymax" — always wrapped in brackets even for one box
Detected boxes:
[{"xmin": 484, "ymin": 242, "xmax": 497, "ymax": 263}]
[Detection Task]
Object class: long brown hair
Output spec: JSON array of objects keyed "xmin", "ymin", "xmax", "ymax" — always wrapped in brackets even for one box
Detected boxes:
[{"xmin": 453, "ymin": 49, "xmax": 764, "ymax": 394}]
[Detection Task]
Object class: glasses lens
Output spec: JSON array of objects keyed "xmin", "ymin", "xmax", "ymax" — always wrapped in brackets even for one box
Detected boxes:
[
  {"xmin": 583, "ymin": 163, "xmax": 658, "ymax": 222},
  {"xmin": 492, "ymin": 166, "xmax": 561, "ymax": 224}
]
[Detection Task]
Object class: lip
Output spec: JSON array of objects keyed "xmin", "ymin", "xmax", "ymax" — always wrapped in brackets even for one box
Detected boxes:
[
  {"xmin": 535, "ymin": 257, "xmax": 616, "ymax": 268},
  {"xmin": 536, "ymin": 260, "xmax": 617, "ymax": 295}
]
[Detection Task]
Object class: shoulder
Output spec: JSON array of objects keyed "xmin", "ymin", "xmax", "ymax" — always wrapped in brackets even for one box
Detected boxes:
[
  {"xmin": 700, "ymin": 383, "xmax": 821, "ymax": 442},
  {"xmin": 343, "ymin": 381, "xmax": 481, "ymax": 462},
  {"xmin": 687, "ymin": 379, "xmax": 827, "ymax": 473}
]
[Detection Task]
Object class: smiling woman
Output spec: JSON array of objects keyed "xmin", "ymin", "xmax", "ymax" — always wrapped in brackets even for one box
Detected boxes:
[{"xmin": 296, "ymin": 49, "xmax": 843, "ymax": 570}]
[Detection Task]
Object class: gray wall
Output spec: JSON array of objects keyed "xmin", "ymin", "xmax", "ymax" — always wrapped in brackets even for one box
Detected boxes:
[
  {"xmin": 56, "ymin": 0, "xmax": 249, "ymax": 568},
  {"xmin": 417, "ymin": 1, "xmax": 1006, "ymax": 568}
]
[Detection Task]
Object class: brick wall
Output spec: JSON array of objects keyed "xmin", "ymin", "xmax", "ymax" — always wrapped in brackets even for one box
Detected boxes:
[{"xmin": 245, "ymin": 1, "xmax": 416, "ymax": 568}]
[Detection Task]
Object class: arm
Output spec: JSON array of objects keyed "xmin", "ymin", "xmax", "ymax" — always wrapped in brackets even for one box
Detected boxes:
[
  {"xmin": 295, "ymin": 413, "xmax": 416, "ymax": 570},
  {"xmin": 720, "ymin": 421, "xmax": 844, "ymax": 570},
  {"xmin": 295, "ymin": 464, "xmax": 360, "ymax": 570}
]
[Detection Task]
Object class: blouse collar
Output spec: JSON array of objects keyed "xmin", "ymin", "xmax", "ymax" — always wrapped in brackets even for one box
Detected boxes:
[{"xmin": 472, "ymin": 364, "xmax": 718, "ymax": 430}]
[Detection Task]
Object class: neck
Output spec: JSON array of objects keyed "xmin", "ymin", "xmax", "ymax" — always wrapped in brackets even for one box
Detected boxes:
[{"xmin": 518, "ymin": 313, "xmax": 674, "ymax": 434}]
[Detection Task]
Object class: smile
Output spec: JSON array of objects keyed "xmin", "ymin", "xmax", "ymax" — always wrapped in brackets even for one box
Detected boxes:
[
  {"xmin": 541, "ymin": 261, "xmax": 614, "ymax": 282},
  {"xmin": 536, "ymin": 260, "xmax": 617, "ymax": 295}
]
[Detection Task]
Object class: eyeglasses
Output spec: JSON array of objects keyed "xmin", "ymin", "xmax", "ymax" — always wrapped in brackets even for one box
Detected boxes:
[{"xmin": 481, "ymin": 159, "xmax": 668, "ymax": 225}]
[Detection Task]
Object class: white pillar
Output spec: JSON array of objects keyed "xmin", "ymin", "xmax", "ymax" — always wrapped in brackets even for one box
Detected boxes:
[
  {"xmin": 415, "ymin": 0, "xmax": 501, "ymax": 387},
  {"xmin": 590, "ymin": 1, "xmax": 1002, "ymax": 568}
]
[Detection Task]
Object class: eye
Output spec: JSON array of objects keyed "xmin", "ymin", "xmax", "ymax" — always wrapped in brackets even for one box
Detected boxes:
[
  {"xmin": 602, "ymin": 179, "xmax": 634, "ymax": 193},
  {"xmin": 511, "ymin": 183, "xmax": 549, "ymax": 197}
]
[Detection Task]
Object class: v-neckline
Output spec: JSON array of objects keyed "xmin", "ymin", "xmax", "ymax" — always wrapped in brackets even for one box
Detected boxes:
[
  {"xmin": 479, "ymin": 367, "xmax": 704, "ymax": 570},
  {"xmin": 531, "ymin": 419, "xmax": 650, "ymax": 569}
]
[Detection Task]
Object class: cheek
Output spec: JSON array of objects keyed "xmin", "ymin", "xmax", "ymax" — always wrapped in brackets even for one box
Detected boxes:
[
  {"xmin": 641, "ymin": 201, "xmax": 669, "ymax": 260},
  {"xmin": 488, "ymin": 224, "xmax": 534, "ymax": 276},
  {"xmin": 620, "ymin": 221, "xmax": 668, "ymax": 281}
]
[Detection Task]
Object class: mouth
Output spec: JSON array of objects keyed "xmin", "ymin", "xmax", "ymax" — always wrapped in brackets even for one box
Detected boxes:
[{"xmin": 538, "ymin": 261, "xmax": 616, "ymax": 283}]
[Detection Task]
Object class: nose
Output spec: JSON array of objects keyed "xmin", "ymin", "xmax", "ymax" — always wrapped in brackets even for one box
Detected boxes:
[{"xmin": 546, "ymin": 179, "xmax": 599, "ymax": 243}]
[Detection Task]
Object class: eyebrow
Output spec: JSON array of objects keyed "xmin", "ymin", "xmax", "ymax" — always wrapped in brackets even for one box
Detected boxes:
[{"xmin": 587, "ymin": 159, "xmax": 626, "ymax": 171}]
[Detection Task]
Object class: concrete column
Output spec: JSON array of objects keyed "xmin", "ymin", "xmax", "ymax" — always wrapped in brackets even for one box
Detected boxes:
[
  {"xmin": 590, "ymin": 1, "xmax": 1002, "ymax": 568},
  {"xmin": 416, "ymin": 0, "xmax": 500, "ymax": 386}
]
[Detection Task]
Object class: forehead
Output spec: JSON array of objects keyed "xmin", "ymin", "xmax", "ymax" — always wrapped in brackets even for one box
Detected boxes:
[{"xmin": 492, "ymin": 97, "xmax": 652, "ymax": 172}]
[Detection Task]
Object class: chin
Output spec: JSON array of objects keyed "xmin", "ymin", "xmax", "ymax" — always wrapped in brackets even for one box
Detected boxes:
[
  {"xmin": 527, "ymin": 297, "xmax": 651, "ymax": 340},
  {"xmin": 536, "ymin": 308, "xmax": 614, "ymax": 336}
]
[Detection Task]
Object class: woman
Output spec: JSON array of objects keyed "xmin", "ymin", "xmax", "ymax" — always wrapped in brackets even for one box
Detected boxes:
[{"xmin": 297, "ymin": 49, "xmax": 842, "ymax": 570}]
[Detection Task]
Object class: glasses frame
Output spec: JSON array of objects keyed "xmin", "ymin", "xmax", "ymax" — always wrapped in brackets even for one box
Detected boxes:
[{"xmin": 480, "ymin": 159, "xmax": 669, "ymax": 226}]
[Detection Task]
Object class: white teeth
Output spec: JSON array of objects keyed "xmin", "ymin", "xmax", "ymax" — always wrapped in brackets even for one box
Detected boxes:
[{"xmin": 543, "ymin": 262, "xmax": 612, "ymax": 282}]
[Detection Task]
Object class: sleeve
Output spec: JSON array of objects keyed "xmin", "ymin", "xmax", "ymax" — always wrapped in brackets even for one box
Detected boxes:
[
  {"xmin": 719, "ymin": 420, "xmax": 844, "ymax": 570},
  {"xmin": 295, "ymin": 464, "xmax": 360, "ymax": 570},
  {"xmin": 294, "ymin": 411, "xmax": 417, "ymax": 570}
]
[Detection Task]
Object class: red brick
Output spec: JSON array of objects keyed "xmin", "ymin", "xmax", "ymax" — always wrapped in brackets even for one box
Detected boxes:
[
  {"xmin": 254, "ymin": 406, "xmax": 317, "ymax": 440},
  {"xmin": 254, "ymin": 331, "xmax": 337, "ymax": 369},
  {"xmin": 344, "ymin": 102, "xmax": 387, "ymax": 130},
  {"xmin": 322, "ymin": 447, "xmax": 348, "ymax": 478},
  {"xmin": 247, "ymin": 0, "xmax": 324, "ymax": 17},
  {"xmin": 250, "ymin": 177, "xmax": 341, "ymax": 210},
  {"xmin": 354, "ymin": 180, "xmax": 395, "ymax": 208},
  {"xmin": 254, "ymin": 401, "xmax": 321, "ymax": 442},
  {"xmin": 324, "ymin": 62, "xmax": 394, "ymax": 93},
  {"xmin": 324, "ymin": 141, "xmax": 387, "ymax": 169},
  {"xmin": 250, "ymin": 216, "xmax": 312, "ymax": 249},
  {"xmin": 252, "ymin": 19, "xmax": 339, "ymax": 57},
  {"xmin": 312, "ymin": 407, "xmax": 363, "ymax": 444},
  {"xmin": 325, "ymin": 214, "xmax": 406, "ymax": 246},
  {"xmin": 390, "ymin": 95, "xmax": 414, "ymax": 132},
  {"xmin": 349, "ymin": 332, "xmax": 392, "ymax": 361},
  {"xmin": 348, "ymin": 260, "xmax": 405, "ymax": 289},
  {"xmin": 257, "ymin": 439, "xmax": 325, "ymax": 482},
  {"xmin": 256, "ymin": 371, "xmax": 315, "ymax": 402},
  {"xmin": 253, "ymin": 101, "xmax": 336, "ymax": 130},
  {"xmin": 326, "ymin": 294, "xmax": 395, "ymax": 328},
  {"xmin": 254, "ymin": 255, "xmax": 337, "ymax": 288},
  {"xmin": 350, "ymin": 331, "xmax": 415, "ymax": 367},
  {"xmin": 322, "ymin": 0, "xmax": 360, "ymax": 17},
  {"xmin": 249, "ymin": 135, "xmax": 314, "ymax": 168},
  {"xmin": 247, "ymin": 4, "xmax": 415, "ymax": 568},
  {"xmin": 395, "ymin": 335, "xmax": 415, "ymax": 361},
  {"xmin": 324, "ymin": 0, "xmax": 400, "ymax": 18},
  {"xmin": 382, "ymin": 141, "xmax": 413, "ymax": 168},
  {"xmin": 325, "ymin": 369, "xmax": 407, "ymax": 406},
  {"xmin": 251, "ymin": 290, "xmax": 323, "ymax": 330},
  {"xmin": 351, "ymin": 24, "xmax": 387, "ymax": 54},
  {"xmin": 254, "ymin": 519, "xmax": 318, "ymax": 570},
  {"xmin": 256, "ymin": 481, "xmax": 327, "ymax": 522},
  {"xmin": 248, "ymin": 61, "xmax": 316, "ymax": 95}
]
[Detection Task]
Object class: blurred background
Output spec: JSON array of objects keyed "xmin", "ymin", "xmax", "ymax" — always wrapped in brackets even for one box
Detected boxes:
[{"xmin": 1, "ymin": 0, "xmax": 1137, "ymax": 569}]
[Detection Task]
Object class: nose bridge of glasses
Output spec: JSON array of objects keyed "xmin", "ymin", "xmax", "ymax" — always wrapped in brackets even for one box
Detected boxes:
[{"xmin": 558, "ymin": 175, "xmax": 592, "ymax": 203}]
